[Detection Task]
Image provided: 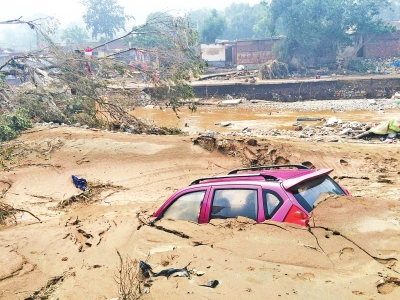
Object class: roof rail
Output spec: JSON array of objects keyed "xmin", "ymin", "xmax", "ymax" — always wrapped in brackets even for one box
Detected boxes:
[
  {"xmin": 228, "ymin": 164, "xmax": 310, "ymax": 174},
  {"xmin": 190, "ymin": 173, "xmax": 278, "ymax": 185}
]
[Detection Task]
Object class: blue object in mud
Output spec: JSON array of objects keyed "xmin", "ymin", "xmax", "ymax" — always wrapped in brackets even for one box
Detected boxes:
[{"xmin": 72, "ymin": 175, "xmax": 87, "ymax": 191}]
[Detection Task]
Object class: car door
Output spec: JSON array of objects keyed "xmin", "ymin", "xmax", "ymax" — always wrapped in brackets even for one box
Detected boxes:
[
  {"xmin": 203, "ymin": 185, "xmax": 263, "ymax": 223},
  {"xmin": 154, "ymin": 187, "xmax": 211, "ymax": 223}
]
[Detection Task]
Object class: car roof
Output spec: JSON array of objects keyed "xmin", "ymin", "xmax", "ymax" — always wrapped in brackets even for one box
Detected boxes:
[{"xmin": 190, "ymin": 165, "xmax": 333, "ymax": 188}]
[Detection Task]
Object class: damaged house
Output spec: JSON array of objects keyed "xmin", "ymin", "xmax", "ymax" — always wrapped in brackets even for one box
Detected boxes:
[{"xmin": 200, "ymin": 37, "xmax": 282, "ymax": 70}]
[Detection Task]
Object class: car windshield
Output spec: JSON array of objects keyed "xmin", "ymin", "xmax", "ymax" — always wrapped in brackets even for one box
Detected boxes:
[{"xmin": 290, "ymin": 175, "xmax": 345, "ymax": 212}]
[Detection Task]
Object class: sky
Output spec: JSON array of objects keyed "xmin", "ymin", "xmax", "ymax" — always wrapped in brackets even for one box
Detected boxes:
[{"xmin": 0, "ymin": 0, "xmax": 263, "ymax": 27}]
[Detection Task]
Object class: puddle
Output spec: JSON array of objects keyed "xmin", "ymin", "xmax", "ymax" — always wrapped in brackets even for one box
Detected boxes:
[{"xmin": 132, "ymin": 106, "xmax": 400, "ymax": 133}]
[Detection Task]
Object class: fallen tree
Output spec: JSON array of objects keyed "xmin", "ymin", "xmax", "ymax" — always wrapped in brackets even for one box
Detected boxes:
[{"xmin": 0, "ymin": 14, "xmax": 203, "ymax": 133}]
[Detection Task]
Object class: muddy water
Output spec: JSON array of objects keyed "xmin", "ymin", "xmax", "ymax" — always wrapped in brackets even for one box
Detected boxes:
[{"xmin": 132, "ymin": 105, "xmax": 399, "ymax": 133}]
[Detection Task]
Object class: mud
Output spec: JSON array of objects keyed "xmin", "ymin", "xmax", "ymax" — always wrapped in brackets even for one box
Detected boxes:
[{"xmin": 0, "ymin": 105, "xmax": 399, "ymax": 299}]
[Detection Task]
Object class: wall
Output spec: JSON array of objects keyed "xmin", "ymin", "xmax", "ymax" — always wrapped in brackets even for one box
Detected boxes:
[
  {"xmin": 193, "ymin": 77, "xmax": 400, "ymax": 101},
  {"xmin": 201, "ymin": 44, "xmax": 226, "ymax": 67},
  {"xmin": 365, "ymin": 31, "xmax": 400, "ymax": 58},
  {"xmin": 236, "ymin": 38, "xmax": 281, "ymax": 69}
]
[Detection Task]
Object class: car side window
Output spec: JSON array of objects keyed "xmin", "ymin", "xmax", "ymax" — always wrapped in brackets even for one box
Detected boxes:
[
  {"xmin": 162, "ymin": 190, "xmax": 206, "ymax": 222},
  {"xmin": 263, "ymin": 190, "xmax": 283, "ymax": 219},
  {"xmin": 210, "ymin": 189, "xmax": 258, "ymax": 221}
]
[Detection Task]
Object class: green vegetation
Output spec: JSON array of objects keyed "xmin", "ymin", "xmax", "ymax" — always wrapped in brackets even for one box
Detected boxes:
[
  {"xmin": 186, "ymin": 0, "xmax": 394, "ymax": 70},
  {"xmin": 268, "ymin": 0, "xmax": 394, "ymax": 67},
  {"xmin": 125, "ymin": 12, "xmax": 176, "ymax": 48},
  {"xmin": 347, "ymin": 60, "xmax": 375, "ymax": 73},
  {"xmin": 0, "ymin": 109, "xmax": 32, "ymax": 141},
  {"xmin": 61, "ymin": 25, "xmax": 90, "ymax": 44},
  {"xmin": 200, "ymin": 9, "xmax": 227, "ymax": 43},
  {"xmin": 82, "ymin": 0, "xmax": 132, "ymax": 39},
  {"xmin": 222, "ymin": 3, "xmax": 260, "ymax": 40}
]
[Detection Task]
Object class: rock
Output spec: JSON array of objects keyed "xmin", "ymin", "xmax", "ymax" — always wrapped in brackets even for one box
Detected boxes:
[
  {"xmin": 247, "ymin": 139, "xmax": 258, "ymax": 146},
  {"xmin": 205, "ymin": 130, "xmax": 216, "ymax": 137},
  {"xmin": 220, "ymin": 99, "xmax": 242, "ymax": 105},
  {"xmin": 339, "ymin": 128, "xmax": 352, "ymax": 135},
  {"xmin": 294, "ymin": 125, "xmax": 303, "ymax": 131},
  {"xmin": 326, "ymin": 116, "xmax": 338, "ymax": 125}
]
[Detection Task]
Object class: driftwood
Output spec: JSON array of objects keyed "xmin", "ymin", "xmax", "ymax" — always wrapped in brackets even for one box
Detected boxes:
[{"xmin": 0, "ymin": 202, "xmax": 41, "ymax": 223}]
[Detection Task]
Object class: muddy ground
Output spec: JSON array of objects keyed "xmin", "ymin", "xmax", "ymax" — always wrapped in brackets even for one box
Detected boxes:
[{"xmin": 1, "ymin": 105, "xmax": 400, "ymax": 299}]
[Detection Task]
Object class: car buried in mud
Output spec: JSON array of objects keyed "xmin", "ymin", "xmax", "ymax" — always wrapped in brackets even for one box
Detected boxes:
[{"xmin": 153, "ymin": 165, "xmax": 351, "ymax": 226}]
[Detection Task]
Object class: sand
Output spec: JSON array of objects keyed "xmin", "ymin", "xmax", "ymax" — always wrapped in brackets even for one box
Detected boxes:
[{"xmin": 0, "ymin": 115, "xmax": 399, "ymax": 299}]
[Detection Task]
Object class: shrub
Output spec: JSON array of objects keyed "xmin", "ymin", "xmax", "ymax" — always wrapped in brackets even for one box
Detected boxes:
[
  {"xmin": 347, "ymin": 60, "xmax": 375, "ymax": 73},
  {"xmin": 0, "ymin": 109, "xmax": 33, "ymax": 141}
]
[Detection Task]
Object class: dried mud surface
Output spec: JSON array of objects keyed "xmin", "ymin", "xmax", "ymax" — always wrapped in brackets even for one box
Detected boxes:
[{"xmin": 0, "ymin": 114, "xmax": 399, "ymax": 299}]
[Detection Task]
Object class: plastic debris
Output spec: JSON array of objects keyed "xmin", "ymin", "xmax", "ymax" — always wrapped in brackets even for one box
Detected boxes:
[
  {"xmin": 71, "ymin": 175, "xmax": 87, "ymax": 191},
  {"xmin": 139, "ymin": 261, "xmax": 153, "ymax": 278},
  {"xmin": 200, "ymin": 280, "xmax": 219, "ymax": 288},
  {"xmin": 297, "ymin": 117, "xmax": 325, "ymax": 121},
  {"xmin": 153, "ymin": 267, "xmax": 189, "ymax": 278},
  {"xmin": 194, "ymin": 271, "xmax": 205, "ymax": 276},
  {"xmin": 138, "ymin": 260, "xmax": 190, "ymax": 279}
]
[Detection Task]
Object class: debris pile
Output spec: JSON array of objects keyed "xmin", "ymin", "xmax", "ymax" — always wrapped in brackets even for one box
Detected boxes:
[
  {"xmin": 32, "ymin": 121, "xmax": 180, "ymax": 135},
  {"xmin": 363, "ymin": 56, "xmax": 400, "ymax": 74},
  {"xmin": 193, "ymin": 117, "xmax": 400, "ymax": 144},
  {"xmin": 258, "ymin": 60, "xmax": 289, "ymax": 80},
  {"xmin": 278, "ymin": 117, "xmax": 399, "ymax": 143},
  {"xmin": 138, "ymin": 259, "xmax": 218, "ymax": 293}
]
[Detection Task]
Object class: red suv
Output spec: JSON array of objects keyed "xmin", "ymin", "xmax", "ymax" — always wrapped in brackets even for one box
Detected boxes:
[{"xmin": 153, "ymin": 165, "xmax": 350, "ymax": 226}]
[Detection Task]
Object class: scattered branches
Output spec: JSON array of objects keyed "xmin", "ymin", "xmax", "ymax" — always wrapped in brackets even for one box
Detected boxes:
[
  {"xmin": 0, "ymin": 180, "xmax": 41, "ymax": 224},
  {"xmin": 0, "ymin": 202, "xmax": 41, "ymax": 224},
  {"xmin": 58, "ymin": 181, "xmax": 126, "ymax": 208},
  {"xmin": 0, "ymin": 16, "xmax": 41, "ymax": 29},
  {"xmin": 115, "ymin": 249, "xmax": 142, "ymax": 300},
  {"xmin": 26, "ymin": 272, "xmax": 74, "ymax": 300}
]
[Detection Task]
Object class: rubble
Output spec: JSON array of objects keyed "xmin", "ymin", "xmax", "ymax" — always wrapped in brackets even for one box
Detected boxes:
[{"xmin": 193, "ymin": 117, "xmax": 400, "ymax": 144}]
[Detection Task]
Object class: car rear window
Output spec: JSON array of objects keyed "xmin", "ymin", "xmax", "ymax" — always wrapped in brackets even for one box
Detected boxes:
[
  {"xmin": 290, "ymin": 175, "xmax": 345, "ymax": 212},
  {"xmin": 162, "ymin": 190, "xmax": 206, "ymax": 222}
]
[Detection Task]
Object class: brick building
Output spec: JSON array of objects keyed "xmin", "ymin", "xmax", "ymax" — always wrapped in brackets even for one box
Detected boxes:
[
  {"xmin": 363, "ymin": 30, "xmax": 400, "ymax": 58},
  {"xmin": 236, "ymin": 38, "xmax": 281, "ymax": 69}
]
